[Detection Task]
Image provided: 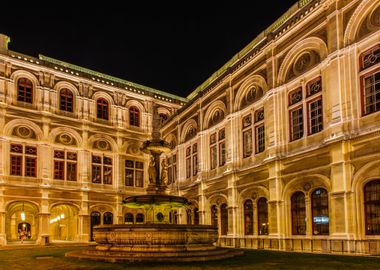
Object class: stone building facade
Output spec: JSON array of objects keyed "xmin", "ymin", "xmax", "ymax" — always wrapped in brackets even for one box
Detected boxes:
[
  {"xmin": 161, "ymin": 0, "xmax": 380, "ymax": 255},
  {"xmin": 0, "ymin": 0, "xmax": 379, "ymax": 256}
]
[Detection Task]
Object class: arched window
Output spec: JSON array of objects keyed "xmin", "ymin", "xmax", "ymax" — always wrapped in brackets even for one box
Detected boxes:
[
  {"xmin": 221, "ymin": 203, "xmax": 228, "ymax": 236},
  {"xmin": 90, "ymin": 211, "xmax": 101, "ymax": 241},
  {"xmin": 211, "ymin": 205, "xmax": 218, "ymax": 227},
  {"xmin": 291, "ymin": 192, "xmax": 306, "ymax": 235},
  {"xmin": 311, "ymin": 188, "xmax": 329, "ymax": 235},
  {"xmin": 258, "ymin": 197, "xmax": 269, "ymax": 235},
  {"xmin": 103, "ymin": 212, "xmax": 113, "ymax": 225},
  {"xmin": 136, "ymin": 213, "xmax": 144, "ymax": 224},
  {"xmin": 97, "ymin": 98, "xmax": 109, "ymax": 120},
  {"xmin": 364, "ymin": 180, "xmax": 380, "ymax": 235},
  {"xmin": 244, "ymin": 200, "xmax": 254, "ymax": 235},
  {"xmin": 59, "ymin": 89, "xmax": 74, "ymax": 112},
  {"xmin": 194, "ymin": 208, "xmax": 199, "ymax": 225},
  {"xmin": 129, "ymin": 106, "xmax": 140, "ymax": 127},
  {"xmin": 17, "ymin": 78, "xmax": 33, "ymax": 103},
  {"xmin": 124, "ymin": 213, "xmax": 134, "ymax": 224}
]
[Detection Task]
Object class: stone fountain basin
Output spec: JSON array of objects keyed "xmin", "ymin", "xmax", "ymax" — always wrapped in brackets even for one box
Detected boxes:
[{"xmin": 93, "ymin": 224, "xmax": 218, "ymax": 252}]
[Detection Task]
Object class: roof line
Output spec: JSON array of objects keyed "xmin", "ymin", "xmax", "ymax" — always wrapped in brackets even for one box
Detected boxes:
[
  {"xmin": 38, "ymin": 54, "xmax": 189, "ymax": 102},
  {"xmin": 186, "ymin": 0, "xmax": 314, "ymax": 100}
]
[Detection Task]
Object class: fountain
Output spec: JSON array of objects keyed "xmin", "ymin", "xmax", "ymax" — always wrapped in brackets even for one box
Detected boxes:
[{"xmin": 66, "ymin": 106, "xmax": 243, "ymax": 262}]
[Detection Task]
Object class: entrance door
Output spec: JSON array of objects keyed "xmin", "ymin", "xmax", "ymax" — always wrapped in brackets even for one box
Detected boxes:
[
  {"xmin": 18, "ymin": 222, "xmax": 31, "ymax": 240},
  {"xmin": 90, "ymin": 212, "xmax": 101, "ymax": 241}
]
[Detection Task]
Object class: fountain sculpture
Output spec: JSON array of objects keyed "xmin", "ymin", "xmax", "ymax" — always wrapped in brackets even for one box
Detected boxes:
[{"xmin": 67, "ymin": 106, "xmax": 242, "ymax": 262}]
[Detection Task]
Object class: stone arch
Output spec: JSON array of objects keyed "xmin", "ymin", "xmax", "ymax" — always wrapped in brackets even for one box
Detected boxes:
[
  {"xmin": 4, "ymin": 119, "xmax": 43, "ymax": 141},
  {"xmin": 239, "ymin": 186, "xmax": 269, "ymax": 205},
  {"xmin": 181, "ymin": 119, "xmax": 198, "ymax": 143},
  {"xmin": 164, "ymin": 133, "xmax": 178, "ymax": 148},
  {"xmin": 92, "ymin": 91, "xmax": 115, "ymax": 105},
  {"xmin": 54, "ymin": 81, "xmax": 80, "ymax": 96},
  {"xmin": 234, "ymin": 75, "xmax": 268, "ymax": 111},
  {"xmin": 351, "ymin": 160, "xmax": 380, "ymax": 237},
  {"xmin": 207, "ymin": 194, "xmax": 228, "ymax": 206},
  {"xmin": 89, "ymin": 204, "xmax": 115, "ymax": 215},
  {"xmin": 282, "ymin": 174, "xmax": 331, "ymax": 201},
  {"xmin": 49, "ymin": 127, "xmax": 82, "ymax": 147},
  {"xmin": 203, "ymin": 100, "xmax": 227, "ymax": 129},
  {"xmin": 126, "ymin": 99, "xmax": 145, "ymax": 113},
  {"xmin": 88, "ymin": 134, "xmax": 117, "ymax": 152},
  {"xmin": 344, "ymin": 0, "xmax": 380, "ymax": 46},
  {"xmin": 277, "ymin": 37, "xmax": 328, "ymax": 84}
]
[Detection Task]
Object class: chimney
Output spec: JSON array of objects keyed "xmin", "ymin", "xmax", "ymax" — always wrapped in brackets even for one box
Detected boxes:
[{"xmin": 0, "ymin": 34, "xmax": 10, "ymax": 53}]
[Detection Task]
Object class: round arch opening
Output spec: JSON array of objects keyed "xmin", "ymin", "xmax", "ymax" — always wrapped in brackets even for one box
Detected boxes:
[{"xmin": 49, "ymin": 204, "xmax": 78, "ymax": 241}]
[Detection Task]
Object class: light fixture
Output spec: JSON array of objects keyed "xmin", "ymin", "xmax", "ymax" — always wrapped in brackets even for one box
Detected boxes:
[{"xmin": 21, "ymin": 202, "xmax": 25, "ymax": 221}]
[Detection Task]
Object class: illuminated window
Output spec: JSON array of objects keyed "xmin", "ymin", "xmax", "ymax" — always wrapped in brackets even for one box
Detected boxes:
[
  {"xmin": 17, "ymin": 78, "xmax": 33, "ymax": 103},
  {"xmin": 289, "ymin": 78, "xmax": 323, "ymax": 141},
  {"xmin": 53, "ymin": 150, "xmax": 77, "ymax": 181},
  {"xmin": 311, "ymin": 188, "xmax": 329, "ymax": 235},
  {"xmin": 220, "ymin": 203, "xmax": 228, "ymax": 235},
  {"xmin": 258, "ymin": 197, "xmax": 268, "ymax": 235},
  {"xmin": 242, "ymin": 115, "xmax": 252, "ymax": 158},
  {"xmin": 59, "ymin": 89, "xmax": 74, "ymax": 112},
  {"xmin": 364, "ymin": 180, "xmax": 380, "ymax": 235},
  {"xmin": 244, "ymin": 200, "xmax": 254, "ymax": 235},
  {"xmin": 186, "ymin": 144, "xmax": 198, "ymax": 179},
  {"xmin": 254, "ymin": 108, "xmax": 265, "ymax": 153},
  {"xmin": 129, "ymin": 106, "xmax": 140, "ymax": 127},
  {"xmin": 168, "ymin": 154, "xmax": 177, "ymax": 184},
  {"xmin": 97, "ymin": 98, "xmax": 109, "ymax": 120},
  {"xmin": 10, "ymin": 144, "xmax": 37, "ymax": 177},
  {"xmin": 125, "ymin": 213, "xmax": 134, "ymax": 224},
  {"xmin": 125, "ymin": 160, "xmax": 144, "ymax": 187},
  {"xmin": 291, "ymin": 192, "xmax": 306, "ymax": 235},
  {"xmin": 91, "ymin": 155, "xmax": 112, "ymax": 185},
  {"xmin": 210, "ymin": 129, "xmax": 226, "ymax": 170}
]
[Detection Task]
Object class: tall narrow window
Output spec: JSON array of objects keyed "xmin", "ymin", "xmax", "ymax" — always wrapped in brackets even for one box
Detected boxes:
[
  {"xmin": 17, "ymin": 78, "xmax": 33, "ymax": 103},
  {"xmin": 210, "ymin": 134, "xmax": 217, "ymax": 170},
  {"xmin": 244, "ymin": 200, "xmax": 254, "ymax": 235},
  {"xmin": 136, "ymin": 213, "xmax": 144, "ymax": 224},
  {"xmin": 97, "ymin": 98, "xmax": 109, "ymax": 120},
  {"xmin": 359, "ymin": 45, "xmax": 380, "ymax": 116},
  {"xmin": 91, "ymin": 155, "xmax": 112, "ymax": 185},
  {"xmin": 125, "ymin": 213, "xmax": 134, "ymax": 224},
  {"xmin": 311, "ymin": 188, "xmax": 329, "ymax": 235},
  {"xmin": 168, "ymin": 154, "xmax": 177, "ymax": 184},
  {"xmin": 186, "ymin": 146, "xmax": 191, "ymax": 179},
  {"xmin": 242, "ymin": 115, "xmax": 252, "ymax": 158},
  {"xmin": 211, "ymin": 205, "xmax": 218, "ymax": 227},
  {"xmin": 306, "ymin": 78, "xmax": 323, "ymax": 134},
  {"xmin": 290, "ymin": 106, "xmax": 304, "ymax": 141},
  {"xmin": 192, "ymin": 143, "xmax": 198, "ymax": 176},
  {"xmin": 364, "ymin": 180, "xmax": 380, "ymax": 235},
  {"xmin": 125, "ymin": 160, "xmax": 144, "ymax": 187},
  {"xmin": 219, "ymin": 129, "xmax": 226, "ymax": 166},
  {"xmin": 258, "ymin": 197, "xmax": 269, "ymax": 235},
  {"xmin": 54, "ymin": 150, "xmax": 77, "ymax": 181},
  {"xmin": 291, "ymin": 192, "xmax": 306, "ymax": 235},
  {"xmin": 221, "ymin": 203, "xmax": 228, "ymax": 236},
  {"xmin": 186, "ymin": 144, "xmax": 198, "ymax": 179},
  {"xmin": 129, "ymin": 106, "xmax": 140, "ymax": 127},
  {"xmin": 10, "ymin": 144, "xmax": 37, "ymax": 177},
  {"xmin": 59, "ymin": 89, "xmax": 74, "ymax": 112},
  {"xmin": 254, "ymin": 108, "xmax": 265, "ymax": 153},
  {"xmin": 187, "ymin": 209, "xmax": 192, "ymax": 225}
]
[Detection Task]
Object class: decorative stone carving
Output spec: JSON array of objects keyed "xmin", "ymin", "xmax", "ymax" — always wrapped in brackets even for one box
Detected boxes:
[
  {"xmin": 94, "ymin": 140, "xmax": 110, "ymax": 151},
  {"xmin": 14, "ymin": 126, "xmax": 34, "ymax": 139},
  {"xmin": 185, "ymin": 126, "xmax": 197, "ymax": 142},
  {"xmin": 303, "ymin": 182, "xmax": 312, "ymax": 192},
  {"xmin": 208, "ymin": 109, "xmax": 225, "ymax": 128}
]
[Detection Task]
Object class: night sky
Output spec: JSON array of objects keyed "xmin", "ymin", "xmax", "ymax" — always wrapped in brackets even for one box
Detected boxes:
[{"xmin": 0, "ymin": 1, "xmax": 296, "ymax": 97}]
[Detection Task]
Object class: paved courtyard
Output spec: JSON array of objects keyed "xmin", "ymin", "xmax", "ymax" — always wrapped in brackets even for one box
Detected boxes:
[{"xmin": 0, "ymin": 244, "xmax": 379, "ymax": 270}]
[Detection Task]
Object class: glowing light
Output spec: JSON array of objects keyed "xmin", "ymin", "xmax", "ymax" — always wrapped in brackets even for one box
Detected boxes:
[{"xmin": 21, "ymin": 212, "xmax": 26, "ymax": 221}]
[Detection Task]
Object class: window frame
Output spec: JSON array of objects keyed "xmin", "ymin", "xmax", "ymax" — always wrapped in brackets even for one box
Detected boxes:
[
  {"xmin": 91, "ymin": 154, "xmax": 113, "ymax": 185},
  {"xmin": 96, "ymin": 98, "xmax": 109, "ymax": 120},
  {"xmin": 53, "ymin": 150, "xmax": 77, "ymax": 181},
  {"xmin": 125, "ymin": 159, "xmax": 144, "ymax": 187},
  {"xmin": 17, "ymin": 78, "xmax": 33, "ymax": 104},
  {"xmin": 10, "ymin": 144, "xmax": 37, "ymax": 178},
  {"xmin": 129, "ymin": 106, "xmax": 140, "ymax": 127},
  {"xmin": 59, "ymin": 88, "xmax": 74, "ymax": 112}
]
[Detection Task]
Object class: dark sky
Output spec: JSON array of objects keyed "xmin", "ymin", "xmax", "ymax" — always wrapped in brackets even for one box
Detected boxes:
[{"xmin": 0, "ymin": 1, "xmax": 296, "ymax": 97}]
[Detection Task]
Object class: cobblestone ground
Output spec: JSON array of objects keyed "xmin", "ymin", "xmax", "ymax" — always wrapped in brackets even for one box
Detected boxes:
[{"xmin": 0, "ymin": 244, "xmax": 379, "ymax": 270}]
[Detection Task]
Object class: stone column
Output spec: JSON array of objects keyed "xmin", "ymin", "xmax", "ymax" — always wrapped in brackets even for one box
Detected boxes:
[
  {"xmin": 78, "ymin": 191, "xmax": 89, "ymax": 242},
  {"xmin": 38, "ymin": 189, "xmax": 50, "ymax": 245},
  {"xmin": 0, "ymin": 188, "xmax": 6, "ymax": 245}
]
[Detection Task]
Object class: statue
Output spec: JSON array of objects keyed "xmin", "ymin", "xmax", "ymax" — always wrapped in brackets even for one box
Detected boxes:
[
  {"xmin": 160, "ymin": 159, "xmax": 168, "ymax": 186},
  {"xmin": 148, "ymin": 156, "xmax": 157, "ymax": 184}
]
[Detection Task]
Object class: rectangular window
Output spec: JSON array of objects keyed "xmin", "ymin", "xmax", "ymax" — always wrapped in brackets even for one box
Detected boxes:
[
  {"xmin": 92, "ymin": 155, "xmax": 112, "ymax": 184},
  {"xmin": 210, "ymin": 129, "xmax": 226, "ymax": 169},
  {"xmin": 255, "ymin": 124, "xmax": 265, "ymax": 153},
  {"xmin": 219, "ymin": 142, "xmax": 226, "ymax": 166},
  {"xmin": 242, "ymin": 115, "xmax": 252, "ymax": 158},
  {"xmin": 168, "ymin": 154, "xmax": 177, "ymax": 184},
  {"xmin": 186, "ymin": 146, "xmax": 191, "ymax": 179},
  {"xmin": 290, "ymin": 106, "xmax": 304, "ymax": 141},
  {"xmin": 362, "ymin": 71, "xmax": 380, "ymax": 115},
  {"xmin": 10, "ymin": 144, "xmax": 37, "ymax": 177},
  {"xmin": 308, "ymin": 98, "xmax": 323, "ymax": 134},
  {"xmin": 125, "ymin": 160, "xmax": 144, "ymax": 187},
  {"xmin": 210, "ymin": 145, "xmax": 217, "ymax": 170},
  {"xmin": 54, "ymin": 150, "xmax": 77, "ymax": 181}
]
